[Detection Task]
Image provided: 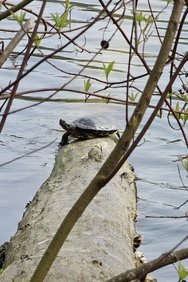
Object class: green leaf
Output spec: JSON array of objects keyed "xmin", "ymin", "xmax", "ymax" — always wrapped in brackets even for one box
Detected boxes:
[
  {"xmin": 175, "ymin": 101, "xmax": 180, "ymax": 111},
  {"xmin": 51, "ymin": 12, "xmax": 68, "ymax": 31},
  {"xmin": 33, "ymin": 34, "xmax": 44, "ymax": 48},
  {"xmin": 183, "ymin": 108, "xmax": 188, "ymax": 122},
  {"xmin": 143, "ymin": 15, "xmax": 153, "ymax": 33},
  {"xmin": 182, "ymin": 157, "xmax": 188, "ymax": 172},
  {"xmin": 11, "ymin": 11, "xmax": 26, "ymax": 25},
  {"xmin": 136, "ymin": 11, "xmax": 144, "ymax": 25},
  {"xmin": 84, "ymin": 79, "xmax": 92, "ymax": 92},
  {"xmin": 103, "ymin": 61, "xmax": 115, "ymax": 81},
  {"xmin": 147, "ymin": 15, "xmax": 153, "ymax": 24},
  {"xmin": 178, "ymin": 261, "xmax": 188, "ymax": 280},
  {"xmin": 175, "ymin": 102, "xmax": 180, "ymax": 119},
  {"xmin": 128, "ymin": 92, "xmax": 139, "ymax": 101}
]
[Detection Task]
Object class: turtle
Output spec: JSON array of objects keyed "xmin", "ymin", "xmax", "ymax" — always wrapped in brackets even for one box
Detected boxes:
[{"xmin": 59, "ymin": 115, "xmax": 119, "ymax": 146}]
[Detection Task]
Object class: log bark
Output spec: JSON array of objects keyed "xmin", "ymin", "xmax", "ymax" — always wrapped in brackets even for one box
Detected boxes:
[{"xmin": 0, "ymin": 137, "xmax": 137, "ymax": 281}]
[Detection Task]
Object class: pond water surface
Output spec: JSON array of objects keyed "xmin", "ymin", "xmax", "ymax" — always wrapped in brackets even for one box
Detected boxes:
[{"xmin": 0, "ymin": 1, "xmax": 187, "ymax": 281}]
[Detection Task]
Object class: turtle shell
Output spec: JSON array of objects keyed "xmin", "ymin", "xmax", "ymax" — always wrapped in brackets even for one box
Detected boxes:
[{"xmin": 72, "ymin": 116, "xmax": 117, "ymax": 135}]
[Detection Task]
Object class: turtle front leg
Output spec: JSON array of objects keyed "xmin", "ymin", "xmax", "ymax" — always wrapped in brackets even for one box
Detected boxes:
[{"xmin": 59, "ymin": 132, "xmax": 70, "ymax": 146}]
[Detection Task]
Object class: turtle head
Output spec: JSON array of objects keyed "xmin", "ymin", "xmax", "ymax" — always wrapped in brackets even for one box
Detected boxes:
[{"xmin": 59, "ymin": 119, "xmax": 74, "ymax": 132}]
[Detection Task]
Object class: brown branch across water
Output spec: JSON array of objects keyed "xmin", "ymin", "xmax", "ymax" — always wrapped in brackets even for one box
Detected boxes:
[
  {"xmin": 106, "ymin": 246, "xmax": 188, "ymax": 282},
  {"xmin": 0, "ymin": 0, "xmax": 34, "ymax": 21}
]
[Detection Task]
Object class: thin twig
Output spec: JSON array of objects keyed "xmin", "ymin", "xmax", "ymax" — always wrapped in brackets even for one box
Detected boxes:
[{"xmin": 0, "ymin": 139, "xmax": 57, "ymax": 168}]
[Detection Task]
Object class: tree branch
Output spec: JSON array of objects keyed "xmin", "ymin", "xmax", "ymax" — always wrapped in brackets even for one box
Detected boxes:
[
  {"xmin": 0, "ymin": 18, "xmax": 34, "ymax": 67},
  {"xmin": 0, "ymin": 0, "xmax": 34, "ymax": 21},
  {"xmin": 106, "ymin": 247, "xmax": 188, "ymax": 282}
]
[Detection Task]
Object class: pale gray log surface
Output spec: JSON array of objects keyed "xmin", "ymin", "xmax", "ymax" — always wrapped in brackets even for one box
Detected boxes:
[{"xmin": 0, "ymin": 137, "xmax": 137, "ymax": 281}]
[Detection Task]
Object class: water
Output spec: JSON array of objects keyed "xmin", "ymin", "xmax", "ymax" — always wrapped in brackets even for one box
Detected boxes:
[{"xmin": 0, "ymin": 1, "xmax": 187, "ymax": 281}]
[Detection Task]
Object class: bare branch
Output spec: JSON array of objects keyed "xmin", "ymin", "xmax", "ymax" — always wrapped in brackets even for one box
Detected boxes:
[
  {"xmin": 0, "ymin": 18, "xmax": 34, "ymax": 67},
  {"xmin": 0, "ymin": 0, "xmax": 34, "ymax": 21},
  {"xmin": 106, "ymin": 246, "xmax": 188, "ymax": 282},
  {"xmin": 0, "ymin": 139, "xmax": 57, "ymax": 168}
]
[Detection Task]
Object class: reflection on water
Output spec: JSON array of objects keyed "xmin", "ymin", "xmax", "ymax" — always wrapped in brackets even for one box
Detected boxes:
[{"xmin": 0, "ymin": 1, "xmax": 187, "ymax": 281}]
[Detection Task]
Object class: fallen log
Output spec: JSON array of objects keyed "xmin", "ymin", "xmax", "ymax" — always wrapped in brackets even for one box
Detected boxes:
[{"xmin": 0, "ymin": 137, "xmax": 137, "ymax": 281}]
